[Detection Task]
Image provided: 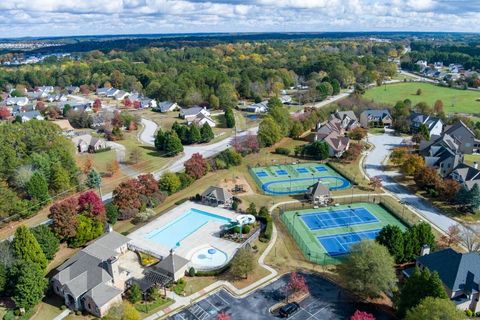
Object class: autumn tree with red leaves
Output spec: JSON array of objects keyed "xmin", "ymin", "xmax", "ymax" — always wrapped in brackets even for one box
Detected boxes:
[
  {"xmin": 286, "ymin": 272, "xmax": 309, "ymax": 298},
  {"xmin": 49, "ymin": 197, "xmax": 79, "ymax": 240},
  {"xmin": 133, "ymin": 100, "xmax": 142, "ymax": 109},
  {"xmin": 113, "ymin": 179, "xmax": 142, "ymax": 219},
  {"xmin": 217, "ymin": 312, "xmax": 231, "ymax": 320},
  {"xmin": 351, "ymin": 310, "xmax": 375, "ymax": 320},
  {"xmin": 79, "ymin": 84, "xmax": 90, "ymax": 95},
  {"xmin": 78, "ymin": 191, "xmax": 106, "ymax": 222},
  {"xmin": 440, "ymin": 225, "xmax": 461, "ymax": 248},
  {"xmin": 82, "ymin": 155, "xmax": 94, "ymax": 173},
  {"xmin": 137, "ymin": 174, "xmax": 159, "ymax": 197},
  {"xmin": 185, "ymin": 153, "xmax": 208, "ymax": 179},
  {"xmin": 92, "ymin": 99, "xmax": 102, "ymax": 112},
  {"xmin": 123, "ymin": 98, "xmax": 132, "ymax": 108},
  {"xmin": 35, "ymin": 101, "xmax": 46, "ymax": 111},
  {"xmin": 0, "ymin": 106, "xmax": 11, "ymax": 120}
]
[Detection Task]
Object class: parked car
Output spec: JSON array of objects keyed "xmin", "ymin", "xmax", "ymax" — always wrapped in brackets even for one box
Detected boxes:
[{"xmin": 279, "ymin": 302, "xmax": 300, "ymax": 318}]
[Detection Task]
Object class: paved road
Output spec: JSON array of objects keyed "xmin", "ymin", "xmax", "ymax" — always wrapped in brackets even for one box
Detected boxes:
[
  {"xmin": 399, "ymin": 70, "xmax": 438, "ymax": 83},
  {"xmin": 139, "ymin": 118, "xmax": 157, "ymax": 146},
  {"xmin": 364, "ymin": 133, "xmax": 460, "ymax": 232}
]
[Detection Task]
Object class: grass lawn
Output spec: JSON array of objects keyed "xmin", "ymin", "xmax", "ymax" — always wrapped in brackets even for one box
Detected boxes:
[
  {"xmin": 463, "ymin": 154, "xmax": 480, "ymax": 166},
  {"xmin": 368, "ymin": 127, "xmax": 385, "ymax": 135},
  {"xmin": 364, "ymin": 82, "xmax": 480, "ymax": 116},
  {"xmin": 135, "ymin": 297, "xmax": 174, "ymax": 315}
]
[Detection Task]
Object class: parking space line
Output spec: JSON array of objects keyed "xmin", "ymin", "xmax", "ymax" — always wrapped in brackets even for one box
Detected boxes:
[
  {"xmin": 205, "ymin": 298, "xmax": 220, "ymax": 311},
  {"xmin": 310, "ymin": 304, "xmax": 330, "ymax": 318},
  {"xmin": 214, "ymin": 292, "xmax": 230, "ymax": 306}
]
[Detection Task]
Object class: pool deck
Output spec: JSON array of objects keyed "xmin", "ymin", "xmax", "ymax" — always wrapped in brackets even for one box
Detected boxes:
[{"xmin": 128, "ymin": 201, "xmax": 241, "ymax": 261}]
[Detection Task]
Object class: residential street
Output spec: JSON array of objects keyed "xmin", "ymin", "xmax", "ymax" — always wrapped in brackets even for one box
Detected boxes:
[{"xmin": 364, "ymin": 132, "xmax": 460, "ymax": 233}]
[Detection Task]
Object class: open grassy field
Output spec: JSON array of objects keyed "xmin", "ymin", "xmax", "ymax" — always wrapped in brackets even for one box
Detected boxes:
[{"xmin": 364, "ymin": 82, "xmax": 480, "ymax": 116}]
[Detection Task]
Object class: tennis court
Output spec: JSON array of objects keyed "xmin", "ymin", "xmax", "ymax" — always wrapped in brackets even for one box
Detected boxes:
[
  {"xmin": 250, "ymin": 162, "xmax": 350, "ymax": 195},
  {"xmin": 281, "ymin": 202, "xmax": 406, "ymax": 264},
  {"xmin": 301, "ymin": 208, "xmax": 378, "ymax": 231},
  {"xmin": 317, "ymin": 229, "xmax": 380, "ymax": 256}
]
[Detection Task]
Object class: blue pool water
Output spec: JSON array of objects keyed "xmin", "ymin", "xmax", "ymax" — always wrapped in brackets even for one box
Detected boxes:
[{"xmin": 146, "ymin": 208, "xmax": 231, "ymax": 249}]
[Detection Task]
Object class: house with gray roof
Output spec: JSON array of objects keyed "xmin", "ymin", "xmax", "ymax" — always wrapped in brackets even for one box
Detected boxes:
[
  {"xmin": 405, "ymin": 248, "xmax": 480, "ymax": 313},
  {"xmin": 314, "ymin": 118, "xmax": 350, "ymax": 158},
  {"xmin": 201, "ymin": 186, "xmax": 233, "ymax": 207},
  {"xmin": 410, "ymin": 112, "xmax": 443, "ymax": 137},
  {"xmin": 450, "ymin": 163, "xmax": 480, "ymax": 191},
  {"xmin": 245, "ymin": 101, "xmax": 268, "ymax": 113},
  {"xmin": 51, "ymin": 232, "xmax": 131, "ymax": 317},
  {"xmin": 179, "ymin": 106, "xmax": 210, "ymax": 122},
  {"xmin": 20, "ymin": 110, "xmax": 44, "ymax": 122},
  {"xmin": 444, "ymin": 121, "xmax": 480, "ymax": 154},
  {"xmin": 71, "ymin": 134, "xmax": 108, "ymax": 153},
  {"xmin": 330, "ymin": 110, "xmax": 359, "ymax": 131},
  {"xmin": 154, "ymin": 101, "xmax": 179, "ymax": 113},
  {"xmin": 359, "ymin": 109, "xmax": 392, "ymax": 128},
  {"xmin": 423, "ymin": 144, "xmax": 463, "ymax": 178}
]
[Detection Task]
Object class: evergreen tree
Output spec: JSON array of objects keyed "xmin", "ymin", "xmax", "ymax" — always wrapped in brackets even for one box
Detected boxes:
[
  {"xmin": 50, "ymin": 161, "xmax": 71, "ymax": 193},
  {"xmin": 12, "ymin": 262, "xmax": 47, "ymax": 311},
  {"xmin": 330, "ymin": 79, "xmax": 341, "ymax": 95},
  {"xmin": 418, "ymin": 123, "xmax": 430, "ymax": 141},
  {"xmin": 396, "ymin": 267, "xmax": 448, "ymax": 318},
  {"xmin": 258, "ymin": 117, "xmax": 282, "ymax": 147},
  {"xmin": 163, "ymin": 131, "xmax": 184, "ymax": 156},
  {"xmin": 31, "ymin": 225, "xmax": 60, "ymax": 261},
  {"xmin": 188, "ymin": 124, "xmax": 201, "ymax": 144},
  {"xmin": 154, "ymin": 129, "xmax": 166, "ymax": 151},
  {"xmin": 105, "ymin": 203, "xmax": 119, "ymax": 225},
  {"xmin": 26, "ymin": 172, "xmax": 50, "ymax": 203},
  {"xmin": 376, "ymin": 225, "xmax": 404, "ymax": 263},
  {"xmin": 11, "ymin": 226, "xmax": 48, "ymax": 271},
  {"xmin": 412, "ymin": 222, "xmax": 436, "ymax": 252},
  {"xmin": 200, "ymin": 123, "xmax": 214, "ymax": 142},
  {"xmin": 403, "ymin": 228, "xmax": 418, "ymax": 261},
  {"xmin": 225, "ymin": 107, "xmax": 235, "ymax": 128},
  {"xmin": 405, "ymin": 297, "xmax": 464, "ymax": 320},
  {"xmin": 86, "ymin": 169, "xmax": 102, "ymax": 189}
]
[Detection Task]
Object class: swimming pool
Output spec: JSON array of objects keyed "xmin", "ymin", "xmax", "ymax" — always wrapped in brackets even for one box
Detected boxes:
[{"xmin": 145, "ymin": 208, "xmax": 231, "ymax": 249}]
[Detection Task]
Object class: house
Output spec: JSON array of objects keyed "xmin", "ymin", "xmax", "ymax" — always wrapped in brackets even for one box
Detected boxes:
[
  {"xmin": 306, "ymin": 181, "xmax": 331, "ymax": 205},
  {"xmin": 314, "ymin": 118, "xmax": 350, "ymax": 157},
  {"xmin": 443, "ymin": 121, "xmax": 480, "ymax": 154},
  {"xmin": 405, "ymin": 248, "xmax": 480, "ymax": 313},
  {"xmin": 410, "ymin": 112, "xmax": 443, "ymax": 137},
  {"xmin": 330, "ymin": 110, "xmax": 359, "ymax": 131},
  {"xmin": 6, "ymin": 96, "xmax": 29, "ymax": 107},
  {"xmin": 424, "ymin": 144, "xmax": 463, "ymax": 178},
  {"xmin": 179, "ymin": 106, "xmax": 210, "ymax": 122},
  {"xmin": 65, "ymin": 86, "xmax": 80, "ymax": 94},
  {"xmin": 280, "ymin": 95, "xmax": 292, "ymax": 104},
  {"xmin": 72, "ymin": 103, "xmax": 93, "ymax": 113},
  {"xmin": 416, "ymin": 60, "xmax": 428, "ymax": 71},
  {"xmin": 139, "ymin": 98, "xmax": 157, "ymax": 109},
  {"xmin": 20, "ymin": 111, "xmax": 44, "ymax": 122},
  {"xmin": 359, "ymin": 109, "xmax": 392, "ymax": 128},
  {"xmin": 190, "ymin": 113, "xmax": 216, "ymax": 128},
  {"xmin": 245, "ymin": 101, "xmax": 268, "ymax": 113},
  {"xmin": 51, "ymin": 232, "xmax": 131, "ymax": 317},
  {"xmin": 47, "ymin": 94, "xmax": 68, "ymax": 103},
  {"xmin": 419, "ymin": 133, "xmax": 460, "ymax": 157},
  {"xmin": 72, "ymin": 134, "xmax": 108, "ymax": 153},
  {"xmin": 113, "ymin": 90, "xmax": 129, "ymax": 101},
  {"xmin": 154, "ymin": 101, "xmax": 178, "ymax": 113},
  {"xmin": 201, "ymin": 186, "xmax": 234, "ymax": 207},
  {"xmin": 97, "ymin": 87, "xmax": 120, "ymax": 98},
  {"xmin": 450, "ymin": 163, "xmax": 480, "ymax": 190}
]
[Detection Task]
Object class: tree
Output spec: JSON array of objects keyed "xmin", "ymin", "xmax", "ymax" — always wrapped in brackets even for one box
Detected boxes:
[
  {"xmin": 31, "ymin": 225, "xmax": 60, "ymax": 261},
  {"xmin": 62, "ymin": 104, "xmax": 72, "ymax": 117},
  {"xmin": 348, "ymin": 127, "xmax": 367, "ymax": 140},
  {"xmin": 258, "ymin": 117, "xmax": 282, "ymax": 147},
  {"xmin": 390, "ymin": 147, "xmax": 409, "ymax": 166},
  {"xmin": 376, "ymin": 225, "xmax": 404, "ymax": 263},
  {"xmin": 301, "ymin": 141, "xmax": 330, "ymax": 160},
  {"xmin": 159, "ymin": 172, "xmax": 182, "ymax": 195},
  {"xmin": 459, "ymin": 225, "xmax": 480, "ymax": 252},
  {"xmin": 106, "ymin": 203, "xmax": 119, "ymax": 225},
  {"xmin": 86, "ymin": 169, "xmax": 102, "ymax": 189},
  {"xmin": 405, "ymin": 297, "xmax": 463, "ymax": 320},
  {"xmin": 217, "ymin": 311, "xmax": 231, "ymax": 320},
  {"xmin": 457, "ymin": 183, "xmax": 480, "ymax": 213},
  {"xmin": 400, "ymin": 154, "xmax": 425, "ymax": 176},
  {"xmin": 414, "ymin": 166, "xmax": 441, "ymax": 190},
  {"xmin": 331, "ymin": 79, "xmax": 341, "ymax": 95},
  {"xmin": 0, "ymin": 264, "xmax": 6, "ymax": 294},
  {"xmin": 26, "ymin": 171, "xmax": 50, "ymax": 203},
  {"xmin": 69, "ymin": 215, "xmax": 104, "ymax": 248},
  {"xmin": 437, "ymin": 179, "xmax": 460, "ymax": 203},
  {"xmin": 49, "ymin": 197, "xmax": 79, "ymax": 240},
  {"xmin": 230, "ymin": 248, "xmax": 254, "ymax": 279},
  {"xmin": 209, "ymin": 94, "xmax": 220, "ymax": 109},
  {"xmin": 154, "ymin": 129, "xmax": 166, "ymax": 151},
  {"xmin": 11, "ymin": 226, "xmax": 48, "ymax": 271},
  {"xmin": 224, "ymin": 107, "xmax": 235, "ymax": 128},
  {"xmin": 78, "ymin": 190, "xmax": 105, "ymax": 221},
  {"xmin": 417, "ymin": 123, "xmax": 430, "ymax": 141},
  {"xmin": 416, "ymin": 88, "xmax": 422, "ymax": 95},
  {"xmin": 12, "ymin": 262, "xmax": 47, "ymax": 311},
  {"xmin": 129, "ymin": 147, "xmax": 143, "ymax": 164},
  {"xmin": 128, "ymin": 284, "xmax": 142, "ymax": 304},
  {"xmin": 187, "ymin": 124, "xmax": 201, "ymax": 144},
  {"xmin": 439, "ymin": 225, "xmax": 461, "ymax": 248},
  {"xmin": 350, "ymin": 310, "xmax": 375, "ymax": 320},
  {"xmin": 290, "ymin": 121, "xmax": 304, "ymax": 139},
  {"xmin": 267, "ymin": 99, "xmax": 291, "ymax": 136},
  {"xmin": 246, "ymin": 202, "xmax": 257, "ymax": 215},
  {"xmin": 82, "ymin": 155, "xmax": 94, "ymax": 174},
  {"xmin": 0, "ymin": 106, "xmax": 11, "ymax": 120},
  {"xmin": 369, "ymin": 176, "xmax": 382, "ymax": 191},
  {"xmin": 286, "ymin": 272, "xmax": 309, "ymax": 298},
  {"xmin": 50, "ymin": 161, "xmax": 71, "ymax": 194},
  {"xmin": 337, "ymin": 240, "xmax": 396, "ymax": 299},
  {"xmin": 412, "ymin": 222, "xmax": 436, "ymax": 252},
  {"xmin": 137, "ymin": 174, "xmax": 159, "ymax": 197},
  {"xmin": 185, "ymin": 153, "xmax": 208, "ymax": 179},
  {"xmin": 163, "ymin": 131, "xmax": 183, "ymax": 156},
  {"xmin": 317, "ymin": 82, "xmax": 333, "ymax": 100},
  {"xmin": 200, "ymin": 123, "xmax": 214, "ymax": 142},
  {"xmin": 433, "ymin": 100, "xmax": 444, "ymax": 115},
  {"xmin": 106, "ymin": 302, "xmax": 141, "ymax": 320},
  {"xmin": 113, "ymin": 179, "xmax": 142, "ymax": 217},
  {"xmin": 92, "ymin": 98, "xmax": 102, "ymax": 112},
  {"xmin": 396, "ymin": 267, "xmax": 448, "ymax": 318}
]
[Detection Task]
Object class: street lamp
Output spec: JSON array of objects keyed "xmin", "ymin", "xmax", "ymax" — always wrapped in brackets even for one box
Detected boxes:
[
  {"xmin": 293, "ymin": 212, "xmax": 299, "ymax": 231},
  {"xmin": 288, "ymin": 175, "xmax": 292, "ymax": 192}
]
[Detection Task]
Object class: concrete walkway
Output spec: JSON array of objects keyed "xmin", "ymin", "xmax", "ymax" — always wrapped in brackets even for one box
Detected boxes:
[
  {"xmin": 52, "ymin": 309, "xmax": 70, "ymax": 320},
  {"xmin": 145, "ymin": 201, "xmax": 298, "ymax": 320}
]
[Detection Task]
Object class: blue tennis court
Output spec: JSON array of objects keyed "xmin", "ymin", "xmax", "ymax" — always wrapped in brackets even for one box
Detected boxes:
[
  {"xmin": 256, "ymin": 171, "xmax": 268, "ymax": 177},
  {"xmin": 276, "ymin": 169, "xmax": 288, "ymax": 175},
  {"xmin": 315, "ymin": 166, "xmax": 328, "ymax": 172},
  {"xmin": 296, "ymin": 167, "xmax": 309, "ymax": 174},
  {"xmin": 301, "ymin": 208, "xmax": 378, "ymax": 231},
  {"xmin": 318, "ymin": 229, "xmax": 381, "ymax": 256}
]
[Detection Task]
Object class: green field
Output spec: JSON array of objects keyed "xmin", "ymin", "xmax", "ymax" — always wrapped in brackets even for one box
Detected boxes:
[
  {"xmin": 364, "ymin": 82, "xmax": 480, "ymax": 115},
  {"xmin": 281, "ymin": 202, "xmax": 406, "ymax": 265},
  {"xmin": 250, "ymin": 162, "xmax": 350, "ymax": 195}
]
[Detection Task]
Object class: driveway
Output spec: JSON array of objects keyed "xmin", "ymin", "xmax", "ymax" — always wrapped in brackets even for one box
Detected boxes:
[
  {"xmin": 168, "ymin": 273, "xmax": 390, "ymax": 320},
  {"xmin": 364, "ymin": 133, "xmax": 460, "ymax": 232},
  {"xmin": 139, "ymin": 118, "xmax": 157, "ymax": 146}
]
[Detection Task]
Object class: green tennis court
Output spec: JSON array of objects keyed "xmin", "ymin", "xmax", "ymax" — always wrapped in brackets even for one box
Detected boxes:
[
  {"xmin": 281, "ymin": 202, "xmax": 406, "ymax": 264},
  {"xmin": 250, "ymin": 162, "xmax": 350, "ymax": 195}
]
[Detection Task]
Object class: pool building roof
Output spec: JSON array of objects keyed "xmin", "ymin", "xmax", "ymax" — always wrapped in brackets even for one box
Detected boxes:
[{"xmin": 154, "ymin": 250, "xmax": 190, "ymax": 280}]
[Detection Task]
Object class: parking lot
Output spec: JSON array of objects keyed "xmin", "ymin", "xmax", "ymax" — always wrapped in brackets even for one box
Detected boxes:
[{"xmin": 168, "ymin": 273, "xmax": 392, "ymax": 320}]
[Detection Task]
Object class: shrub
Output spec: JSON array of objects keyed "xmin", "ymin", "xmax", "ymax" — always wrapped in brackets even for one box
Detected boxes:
[
  {"xmin": 188, "ymin": 267, "xmax": 196, "ymax": 277},
  {"xmin": 260, "ymin": 220, "xmax": 273, "ymax": 242},
  {"xmin": 465, "ymin": 309, "xmax": 473, "ymax": 317},
  {"xmin": 175, "ymin": 198, "xmax": 188, "ymax": 205},
  {"xmin": 132, "ymin": 209, "xmax": 156, "ymax": 224},
  {"xmin": 275, "ymin": 147, "xmax": 291, "ymax": 155}
]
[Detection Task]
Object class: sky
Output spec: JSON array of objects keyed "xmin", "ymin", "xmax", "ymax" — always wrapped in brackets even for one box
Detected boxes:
[{"xmin": 0, "ymin": 0, "xmax": 479, "ymax": 38}]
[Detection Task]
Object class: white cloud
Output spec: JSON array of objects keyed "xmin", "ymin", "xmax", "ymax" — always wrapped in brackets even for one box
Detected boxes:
[{"xmin": 0, "ymin": 0, "xmax": 477, "ymax": 37}]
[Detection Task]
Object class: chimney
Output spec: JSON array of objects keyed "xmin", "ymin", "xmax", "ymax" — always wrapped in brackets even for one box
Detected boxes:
[
  {"xmin": 474, "ymin": 162, "xmax": 478, "ymax": 170},
  {"xmin": 420, "ymin": 244, "xmax": 430, "ymax": 256}
]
